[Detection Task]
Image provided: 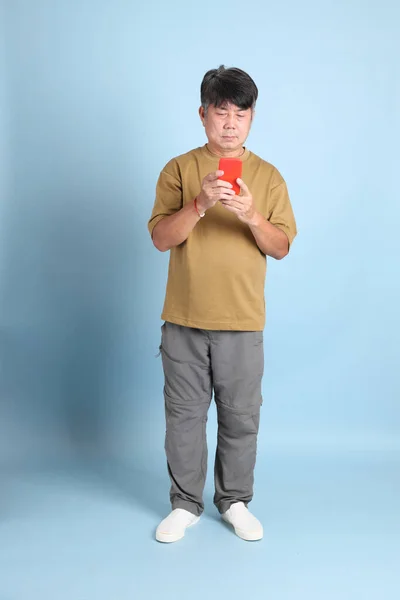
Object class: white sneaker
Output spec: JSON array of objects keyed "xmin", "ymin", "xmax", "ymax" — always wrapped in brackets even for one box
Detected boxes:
[
  {"xmin": 222, "ymin": 502, "xmax": 263, "ymax": 541},
  {"xmin": 156, "ymin": 508, "xmax": 200, "ymax": 543}
]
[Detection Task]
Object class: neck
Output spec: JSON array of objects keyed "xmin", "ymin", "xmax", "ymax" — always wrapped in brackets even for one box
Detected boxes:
[{"xmin": 206, "ymin": 143, "xmax": 245, "ymax": 158}]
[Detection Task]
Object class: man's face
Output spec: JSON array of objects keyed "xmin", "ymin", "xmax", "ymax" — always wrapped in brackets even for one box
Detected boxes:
[{"xmin": 199, "ymin": 102, "xmax": 254, "ymax": 156}]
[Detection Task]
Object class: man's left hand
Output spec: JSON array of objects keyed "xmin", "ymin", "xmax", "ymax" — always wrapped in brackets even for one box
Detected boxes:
[{"xmin": 220, "ymin": 178, "xmax": 259, "ymax": 226}]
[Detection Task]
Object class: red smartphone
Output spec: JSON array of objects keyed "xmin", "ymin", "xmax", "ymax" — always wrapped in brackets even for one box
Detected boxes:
[{"xmin": 218, "ymin": 158, "xmax": 242, "ymax": 195}]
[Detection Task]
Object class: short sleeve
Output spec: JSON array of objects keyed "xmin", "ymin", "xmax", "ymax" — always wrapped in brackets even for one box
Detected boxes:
[
  {"xmin": 148, "ymin": 160, "xmax": 183, "ymax": 239},
  {"xmin": 267, "ymin": 170, "xmax": 297, "ymax": 248}
]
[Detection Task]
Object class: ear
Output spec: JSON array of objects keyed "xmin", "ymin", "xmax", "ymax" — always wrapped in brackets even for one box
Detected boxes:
[{"xmin": 199, "ymin": 106, "xmax": 205, "ymax": 125}]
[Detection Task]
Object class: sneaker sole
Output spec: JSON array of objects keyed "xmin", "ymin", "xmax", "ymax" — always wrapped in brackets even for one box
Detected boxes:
[
  {"xmin": 222, "ymin": 515, "xmax": 263, "ymax": 541},
  {"xmin": 156, "ymin": 516, "xmax": 200, "ymax": 543}
]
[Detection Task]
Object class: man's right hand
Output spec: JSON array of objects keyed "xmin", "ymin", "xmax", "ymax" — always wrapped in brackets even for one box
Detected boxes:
[{"xmin": 196, "ymin": 170, "xmax": 236, "ymax": 214}]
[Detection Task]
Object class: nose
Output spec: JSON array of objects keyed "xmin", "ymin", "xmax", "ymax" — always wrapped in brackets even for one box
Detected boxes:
[{"xmin": 224, "ymin": 114, "xmax": 236, "ymax": 129}]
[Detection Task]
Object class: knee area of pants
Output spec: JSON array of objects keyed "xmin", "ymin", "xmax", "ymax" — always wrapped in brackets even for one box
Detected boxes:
[
  {"xmin": 216, "ymin": 401, "xmax": 261, "ymax": 434},
  {"xmin": 165, "ymin": 392, "xmax": 210, "ymax": 423}
]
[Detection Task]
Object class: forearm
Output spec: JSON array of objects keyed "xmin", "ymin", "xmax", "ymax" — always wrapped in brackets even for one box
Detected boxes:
[
  {"xmin": 248, "ymin": 211, "xmax": 289, "ymax": 259},
  {"xmin": 152, "ymin": 199, "xmax": 201, "ymax": 252}
]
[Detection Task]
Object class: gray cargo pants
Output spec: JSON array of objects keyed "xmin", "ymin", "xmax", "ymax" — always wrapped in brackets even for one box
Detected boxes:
[{"xmin": 159, "ymin": 321, "xmax": 264, "ymax": 517}]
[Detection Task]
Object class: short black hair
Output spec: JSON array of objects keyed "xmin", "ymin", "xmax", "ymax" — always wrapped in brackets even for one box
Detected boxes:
[{"xmin": 200, "ymin": 65, "xmax": 258, "ymax": 113}]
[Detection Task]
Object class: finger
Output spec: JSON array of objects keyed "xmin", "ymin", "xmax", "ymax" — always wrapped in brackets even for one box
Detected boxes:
[
  {"xmin": 213, "ymin": 180, "xmax": 233, "ymax": 189},
  {"xmin": 218, "ymin": 187, "xmax": 236, "ymax": 196},
  {"xmin": 221, "ymin": 200, "xmax": 242, "ymax": 209},
  {"xmin": 221, "ymin": 196, "xmax": 245, "ymax": 206},
  {"xmin": 205, "ymin": 170, "xmax": 224, "ymax": 182},
  {"xmin": 220, "ymin": 202, "xmax": 240, "ymax": 214},
  {"xmin": 219, "ymin": 192, "xmax": 236, "ymax": 201},
  {"xmin": 237, "ymin": 178, "xmax": 249, "ymax": 194}
]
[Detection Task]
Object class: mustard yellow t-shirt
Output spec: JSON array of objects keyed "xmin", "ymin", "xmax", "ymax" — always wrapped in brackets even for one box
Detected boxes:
[{"xmin": 148, "ymin": 144, "xmax": 297, "ymax": 331}]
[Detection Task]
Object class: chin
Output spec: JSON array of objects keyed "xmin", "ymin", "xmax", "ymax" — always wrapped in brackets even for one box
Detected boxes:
[{"xmin": 221, "ymin": 139, "xmax": 240, "ymax": 147}]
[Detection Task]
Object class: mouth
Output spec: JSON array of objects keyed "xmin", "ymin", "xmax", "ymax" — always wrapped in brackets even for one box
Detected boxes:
[{"xmin": 222, "ymin": 136, "xmax": 236, "ymax": 140}]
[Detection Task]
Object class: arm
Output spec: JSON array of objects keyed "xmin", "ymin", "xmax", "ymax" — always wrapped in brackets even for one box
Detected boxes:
[
  {"xmin": 151, "ymin": 170, "xmax": 235, "ymax": 252},
  {"xmin": 220, "ymin": 176, "xmax": 296, "ymax": 260},
  {"xmin": 152, "ymin": 200, "xmax": 201, "ymax": 252},
  {"xmin": 247, "ymin": 212, "xmax": 289, "ymax": 260}
]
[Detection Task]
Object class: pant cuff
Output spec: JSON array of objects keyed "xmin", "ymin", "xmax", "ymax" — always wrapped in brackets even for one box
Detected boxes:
[
  {"xmin": 215, "ymin": 498, "xmax": 251, "ymax": 515},
  {"xmin": 171, "ymin": 499, "xmax": 203, "ymax": 517}
]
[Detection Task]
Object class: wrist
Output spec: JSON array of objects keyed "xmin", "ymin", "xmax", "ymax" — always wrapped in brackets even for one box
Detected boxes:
[
  {"xmin": 247, "ymin": 210, "xmax": 263, "ymax": 228},
  {"xmin": 194, "ymin": 196, "xmax": 206, "ymax": 217}
]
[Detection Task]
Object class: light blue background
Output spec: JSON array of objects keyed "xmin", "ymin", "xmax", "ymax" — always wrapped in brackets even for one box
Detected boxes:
[{"xmin": 0, "ymin": 1, "xmax": 399, "ymax": 599}]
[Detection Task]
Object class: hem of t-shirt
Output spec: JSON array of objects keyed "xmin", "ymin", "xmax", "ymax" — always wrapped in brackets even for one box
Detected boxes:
[{"xmin": 161, "ymin": 313, "xmax": 265, "ymax": 332}]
